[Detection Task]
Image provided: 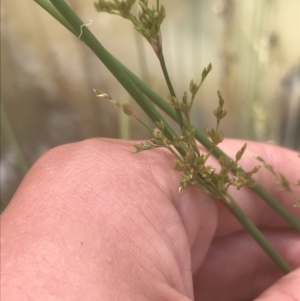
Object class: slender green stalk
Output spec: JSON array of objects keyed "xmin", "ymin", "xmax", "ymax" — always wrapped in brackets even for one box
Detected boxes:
[
  {"xmin": 47, "ymin": 0, "xmax": 186, "ymax": 154},
  {"xmin": 34, "ymin": 0, "xmax": 299, "ymax": 273},
  {"xmin": 223, "ymin": 194, "xmax": 292, "ymax": 274},
  {"xmin": 159, "ymin": 54, "xmax": 183, "ymax": 127},
  {"xmin": 182, "ymin": 169, "xmax": 292, "ymax": 273},
  {"xmin": 33, "ymin": 0, "xmax": 300, "ymax": 231}
]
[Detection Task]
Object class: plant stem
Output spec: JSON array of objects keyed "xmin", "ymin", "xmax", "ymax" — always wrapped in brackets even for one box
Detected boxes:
[
  {"xmin": 193, "ymin": 177, "xmax": 293, "ymax": 274},
  {"xmin": 159, "ymin": 54, "xmax": 184, "ymax": 128},
  {"xmin": 33, "ymin": 0, "xmax": 299, "ymax": 272},
  {"xmin": 222, "ymin": 194, "xmax": 292, "ymax": 274},
  {"xmin": 32, "ymin": 0, "xmax": 298, "ymax": 273}
]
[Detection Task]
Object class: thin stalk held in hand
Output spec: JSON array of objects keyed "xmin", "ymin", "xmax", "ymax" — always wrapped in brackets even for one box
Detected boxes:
[
  {"xmin": 221, "ymin": 194, "xmax": 292, "ymax": 274},
  {"xmin": 34, "ymin": 0, "xmax": 299, "ymax": 274},
  {"xmin": 159, "ymin": 54, "xmax": 184, "ymax": 128}
]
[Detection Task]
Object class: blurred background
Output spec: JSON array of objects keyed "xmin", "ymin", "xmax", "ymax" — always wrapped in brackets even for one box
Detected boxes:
[{"xmin": 1, "ymin": 0, "xmax": 300, "ymax": 210}]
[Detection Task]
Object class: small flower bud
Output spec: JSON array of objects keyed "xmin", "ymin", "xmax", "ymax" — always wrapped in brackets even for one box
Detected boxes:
[{"xmin": 122, "ymin": 103, "xmax": 133, "ymax": 116}]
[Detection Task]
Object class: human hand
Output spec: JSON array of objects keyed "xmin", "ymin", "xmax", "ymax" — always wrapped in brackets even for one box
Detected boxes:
[{"xmin": 1, "ymin": 138, "xmax": 299, "ymax": 300}]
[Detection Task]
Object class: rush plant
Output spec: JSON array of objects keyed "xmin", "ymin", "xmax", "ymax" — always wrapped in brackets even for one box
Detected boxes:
[{"xmin": 32, "ymin": 0, "xmax": 299, "ymax": 275}]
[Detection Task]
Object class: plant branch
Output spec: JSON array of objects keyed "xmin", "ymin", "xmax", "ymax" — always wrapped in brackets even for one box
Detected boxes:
[
  {"xmin": 159, "ymin": 54, "xmax": 183, "ymax": 128},
  {"xmin": 221, "ymin": 194, "xmax": 292, "ymax": 274}
]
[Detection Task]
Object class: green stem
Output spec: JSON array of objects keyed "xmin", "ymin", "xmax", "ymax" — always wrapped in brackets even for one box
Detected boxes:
[
  {"xmin": 159, "ymin": 54, "xmax": 183, "ymax": 128},
  {"xmin": 33, "ymin": 0, "xmax": 299, "ymax": 273},
  {"xmin": 33, "ymin": 0, "xmax": 298, "ymax": 275},
  {"xmin": 193, "ymin": 176, "xmax": 292, "ymax": 273},
  {"xmin": 31, "ymin": 0, "xmax": 180, "ymax": 128},
  {"xmin": 223, "ymin": 194, "xmax": 292, "ymax": 274},
  {"xmin": 47, "ymin": 0, "xmax": 186, "ymax": 155}
]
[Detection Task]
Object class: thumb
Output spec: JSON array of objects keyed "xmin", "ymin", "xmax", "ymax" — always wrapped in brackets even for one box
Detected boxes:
[{"xmin": 255, "ymin": 267, "xmax": 300, "ymax": 301}]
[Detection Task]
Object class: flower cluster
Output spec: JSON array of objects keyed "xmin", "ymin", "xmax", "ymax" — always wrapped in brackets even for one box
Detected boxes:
[
  {"xmin": 134, "ymin": 65, "xmax": 261, "ymax": 200},
  {"xmin": 94, "ymin": 0, "xmax": 165, "ymax": 57}
]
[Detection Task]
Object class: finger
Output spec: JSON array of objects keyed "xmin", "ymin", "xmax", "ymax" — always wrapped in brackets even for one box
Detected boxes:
[
  {"xmin": 193, "ymin": 229, "xmax": 300, "ymax": 301},
  {"xmin": 255, "ymin": 267, "xmax": 300, "ymax": 301},
  {"xmin": 189, "ymin": 140, "xmax": 300, "ymax": 300},
  {"xmin": 1, "ymin": 138, "xmax": 217, "ymax": 300},
  {"xmin": 2, "ymin": 138, "xmax": 298, "ymax": 301}
]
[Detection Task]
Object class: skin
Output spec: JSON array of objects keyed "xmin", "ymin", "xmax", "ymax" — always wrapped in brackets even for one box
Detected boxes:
[{"xmin": 1, "ymin": 138, "xmax": 300, "ymax": 301}]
